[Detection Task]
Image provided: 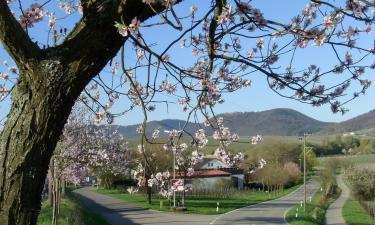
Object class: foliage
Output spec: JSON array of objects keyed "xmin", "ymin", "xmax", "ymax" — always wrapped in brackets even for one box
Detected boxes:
[
  {"xmin": 314, "ymin": 135, "xmax": 375, "ymax": 156},
  {"xmin": 346, "ymin": 167, "xmax": 375, "ymax": 200},
  {"xmin": 343, "ymin": 196, "xmax": 375, "ymax": 225},
  {"xmin": 319, "ymin": 157, "xmax": 341, "ymax": 197}
]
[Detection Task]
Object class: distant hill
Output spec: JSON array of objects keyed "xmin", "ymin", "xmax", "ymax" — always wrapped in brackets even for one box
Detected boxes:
[
  {"xmin": 113, "ymin": 119, "xmax": 198, "ymax": 139},
  {"xmin": 114, "ymin": 108, "xmax": 375, "ymax": 138},
  {"xmin": 337, "ymin": 109, "xmax": 375, "ymax": 132},
  {"xmin": 215, "ymin": 109, "xmax": 335, "ymax": 136}
]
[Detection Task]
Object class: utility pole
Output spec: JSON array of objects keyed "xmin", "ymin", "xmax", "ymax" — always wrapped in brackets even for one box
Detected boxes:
[
  {"xmin": 303, "ymin": 133, "xmax": 307, "ymax": 212},
  {"xmin": 300, "ymin": 133, "xmax": 312, "ymax": 212}
]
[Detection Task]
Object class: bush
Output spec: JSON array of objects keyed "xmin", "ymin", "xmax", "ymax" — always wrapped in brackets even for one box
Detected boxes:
[
  {"xmin": 283, "ymin": 162, "xmax": 301, "ymax": 186},
  {"xmin": 321, "ymin": 157, "xmax": 340, "ymax": 192},
  {"xmin": 346, "ymin": 168, "xmax": 375, "ymax": 200}
]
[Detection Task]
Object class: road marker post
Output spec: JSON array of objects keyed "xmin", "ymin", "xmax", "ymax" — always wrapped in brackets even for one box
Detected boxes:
[{"xmin": 216, "ymin": 202, "xmax": 219, "ymax": 213}]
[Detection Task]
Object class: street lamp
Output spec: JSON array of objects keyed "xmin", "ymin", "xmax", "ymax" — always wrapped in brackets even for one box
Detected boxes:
[
  {"xmin": 164, "ymin": 130, "xmax": 181, "ymax": 208},
  {"xmin": 299, "ymin": 133, "xmax": 312, "ymax": 212}
]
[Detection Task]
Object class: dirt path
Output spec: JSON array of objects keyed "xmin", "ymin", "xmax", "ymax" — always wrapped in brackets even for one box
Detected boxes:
[{"xmin": 324, "ymin": 174, "xmax": 350, "ymax": 225}]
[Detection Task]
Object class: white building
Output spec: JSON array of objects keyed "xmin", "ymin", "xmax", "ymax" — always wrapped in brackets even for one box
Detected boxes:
[{"xmin": 179, "ymin": 157, "xmax": 244, "ymax": 190}]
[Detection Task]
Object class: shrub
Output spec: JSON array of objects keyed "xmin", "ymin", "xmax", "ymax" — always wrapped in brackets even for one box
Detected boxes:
[
  {"xmin": 283, "ymin": 162, "xmax": 301, "ymax": 186},
  {"xmin": 346, "ymin": 168, "xmax": 375, "ymax": 200}
]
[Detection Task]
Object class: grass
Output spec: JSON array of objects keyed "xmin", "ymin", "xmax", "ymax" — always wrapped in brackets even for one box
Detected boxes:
[
  {"xmin": 286, "ymin": 187, "xmax": 341, "ymax": 225},
  {"xmin": 94, "ymin": 185, "xmax": 299, "ymax": 214},
  {"xmin": 37, "ymin": 191, "xmax": 110, "ymax": 225},
  {"xmin": 342, "ymin": 196, "xmax": 375, "ymax": 225},
  {"xmin": 319, "ymin": 154, "xmax": 375, "ymax": 165}
]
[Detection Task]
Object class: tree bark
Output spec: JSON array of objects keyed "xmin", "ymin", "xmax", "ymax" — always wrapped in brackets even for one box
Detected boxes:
[
  {"xmin": 0, "ymin": 63, "xmax": 79, "ymax": 225},
  {"xmin": 0, "ymin": 1, "xmax": 183, "ymax": 224}
]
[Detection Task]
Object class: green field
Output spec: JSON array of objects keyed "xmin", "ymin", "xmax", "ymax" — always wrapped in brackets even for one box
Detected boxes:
[
  {"xmin": 37, "ymin": 192, "xmax": 109, "ymax": 225},
  {"xmin": 94, "ymin": 185, "xmax": 299, "ymax": 214},
  {"xmin": 343, "ymin": 196, "xmax": 375, "ymax": 225},
  {"xmin": 319, "ymin": 154, "xmax": 375, "ymax": 165}
]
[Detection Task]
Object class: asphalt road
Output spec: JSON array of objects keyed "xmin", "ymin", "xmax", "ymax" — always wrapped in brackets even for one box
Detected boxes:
[
  {"xmin": 210, "ymin": 179, "xmax": 318, "ymax": 225},
  {"xmin": 74, "ymin": 187, "xmax": 216, "ymax": 225},
  {"xmin": 74, "ymin": 180, "xmax": 318, "ymax": 225}
]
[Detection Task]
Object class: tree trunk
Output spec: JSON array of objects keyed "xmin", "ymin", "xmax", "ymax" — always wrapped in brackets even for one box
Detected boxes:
[
  {"xmin": 147, "ymin": 186, "xmax": 152, "ymax": 205},
  {"xmin": 48, "ymin": 169, "xmax": 53, "ymax": 206},
  {"xmin": 0, "ymin": 63, "xmax": 79, "ymax": 225}
]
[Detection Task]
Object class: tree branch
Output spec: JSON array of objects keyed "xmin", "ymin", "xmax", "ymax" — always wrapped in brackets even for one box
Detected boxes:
[
  {"xmin": 0, "ymin": 1, "xmax": 40, "ymax": 67},
  {"xmin": 54, "ymin": 0, "xmax": 183, "ymax": 86}
]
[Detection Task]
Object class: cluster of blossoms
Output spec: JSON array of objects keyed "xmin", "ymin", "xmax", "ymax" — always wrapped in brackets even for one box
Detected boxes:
[
  {"xmin": 19, "ymin": 3, "xmax": 44, "ymax": 29},
  {"xmin": 214, "ymin": 147, "xmax": 244, "ymax": 167},
  {"xmin": 0, "ymin": 61, "xmax": 17, "ymax": 100},
  {"xmin": 218, "ymin": 5, "xmax": 233, "ymax": 24},
  {"xmin": 147, "ymin": 171, "xmax": 173, "ymax": 197},
  {"xmin": 159, "ymin": 80, "xmax": 176, "ymax": 94},
  {"xmin": 116, "ymin": 17, "xmax": 140, "ymax": 37},
  {"xmin": 249, "ymin": 158, "xmax": 267, "ymax": 174},
  {"xmin": 56, "ymin": 105, "xmax": 128, "ymax": 184},
  {"xmin": 58, "ymin": 1, "xmax": 83, "ymax": 15},
  {"xmin": 251, "ymin": 135, "xmax": 263, "ymax": 145},
  {"xmin": 194, "ymin": 129, "xmax": 208, "ymax": 149},
  {"xmin": 212, "ymin": 117, "xmax": 238, "ymax": 143}
]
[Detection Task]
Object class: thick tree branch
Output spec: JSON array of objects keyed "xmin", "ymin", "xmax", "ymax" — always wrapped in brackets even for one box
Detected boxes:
[
  {"xmin": 0, "ymin": 1, "xmax": 40, "ymax": 67},
  {"xmin": 53, "ymin": 0, "xmax": 183, "ymax": 87}
]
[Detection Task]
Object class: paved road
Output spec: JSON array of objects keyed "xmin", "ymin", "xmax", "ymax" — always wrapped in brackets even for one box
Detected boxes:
[
  {"xmin": 74, "ymin": 181, "xmax": 318, "ymax": 225},
  {"xmin": 210, "ymin": 180, "xmax": 318, "ymax": 225},
  {"xmin": 74, "ymin": 187, "xmax": 216, "ymax": 225},
  {"xmin": 324, "ymin": 174, "xmax": 350, "ymax": 225}
]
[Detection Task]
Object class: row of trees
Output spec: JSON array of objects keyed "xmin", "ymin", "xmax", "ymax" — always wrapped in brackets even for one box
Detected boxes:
[
  {"xmin": 241, "ymin": 141, "xmax": 316, "ymax": 191},
  {"xmin": 47, "ymin": 104, "xmax": 128, "ymax": 225},
  {"xmin": 315, "ymin": 135, "xmax": 375, "ymax": 156}
]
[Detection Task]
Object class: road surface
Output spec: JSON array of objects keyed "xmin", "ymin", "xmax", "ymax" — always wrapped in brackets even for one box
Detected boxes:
[
  {"xmin": 74, "ymin": 181, "xmax": 318, "ymax": 225},
  {"xmin": 210, "ymin": 179, "xmax": 317, "ymax": 225}
]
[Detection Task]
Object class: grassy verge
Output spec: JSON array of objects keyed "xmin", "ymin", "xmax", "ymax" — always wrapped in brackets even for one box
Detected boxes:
[
  {"xmin": 286, "ymin": 187, "xmax": 341, "ymax": 225},
  {"xmin": 94, "ymin": 185, "xmax": 299, "ymax": 214},
  {"xmin": 37, "ymin": 191, "xmax": 110, "ymax": 225},
  {"xmin": 342, "ymin": 196, "xmax": 375, "ymax": 225}
]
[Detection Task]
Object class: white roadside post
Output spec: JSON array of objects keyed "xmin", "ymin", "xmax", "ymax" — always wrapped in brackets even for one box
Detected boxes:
[
  {"xmin": 296, "ymin": 208, "xmax": 299, "ymax": 218},
  {"xmin": 216, "ymin": 202, "xmax": 219, "ymax": 213}
]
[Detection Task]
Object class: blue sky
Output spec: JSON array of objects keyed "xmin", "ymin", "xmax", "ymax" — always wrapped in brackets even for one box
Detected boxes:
[{"xmin": 0, "ymin": 0, "xmax": 374, "ymax": 127}]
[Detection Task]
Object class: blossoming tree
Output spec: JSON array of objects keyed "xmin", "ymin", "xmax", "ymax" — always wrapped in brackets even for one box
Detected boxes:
[
  {"xmin": 0, "ymin": 1, "xmax": 373, "ymax": 225},
  {"xmin": 49, "ymin": 103, "xmax": 127, "ymax": 225}
]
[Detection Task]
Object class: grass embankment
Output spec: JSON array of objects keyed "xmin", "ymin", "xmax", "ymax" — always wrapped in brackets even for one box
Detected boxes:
[
  {"xmin": 94, "ymin": 185, "xmax": 299, "ymax": 214},
  {"xmin": 286, "ymin": 187, "xmax": 341, "ymax": 225},
  {"xmin": 37, "ymin": 191, "xmax": 110, "ymax": 225},
  {"xmin": 342, "ymin": 196, "xmax": 375, "ymax": 225}
]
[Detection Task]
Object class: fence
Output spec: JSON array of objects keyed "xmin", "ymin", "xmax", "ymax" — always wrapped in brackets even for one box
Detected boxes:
[{"xmin": 176, "ymin": 188, "xmax": 240, "ymax": 199}]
